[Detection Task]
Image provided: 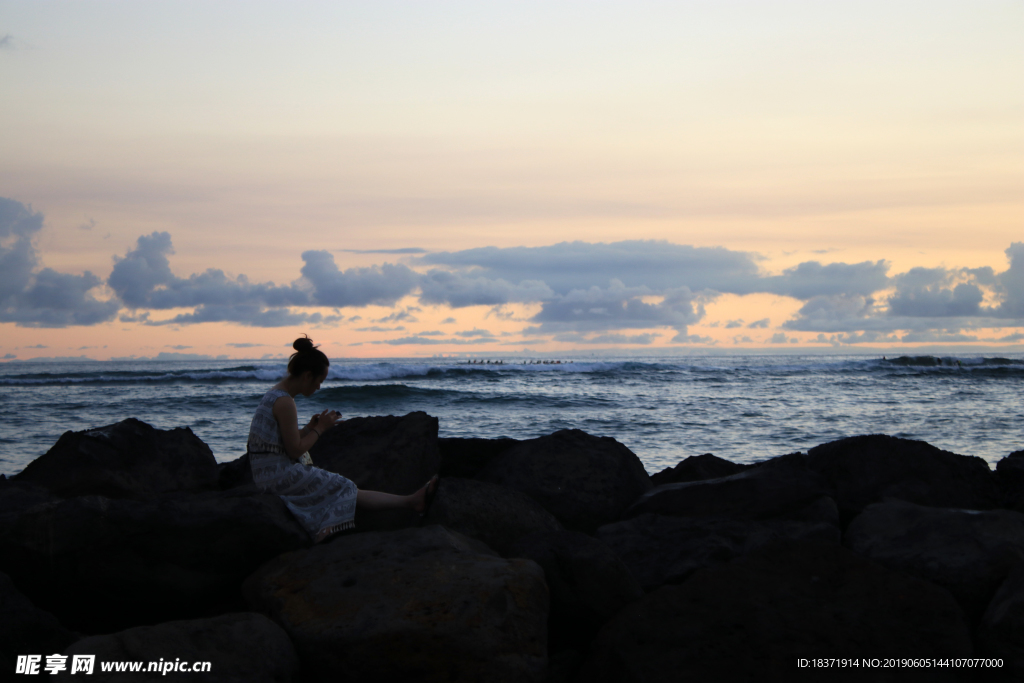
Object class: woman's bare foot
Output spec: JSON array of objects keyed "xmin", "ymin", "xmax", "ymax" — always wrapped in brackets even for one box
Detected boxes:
[{"xmin": 413, "ymin": 475, "xmax": 439, "ymax": 515}]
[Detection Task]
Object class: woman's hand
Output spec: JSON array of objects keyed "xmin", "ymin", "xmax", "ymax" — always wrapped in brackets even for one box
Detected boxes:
[{"xmin": 310, "ymin": 409, "xmax": 342, "ymax": 433}]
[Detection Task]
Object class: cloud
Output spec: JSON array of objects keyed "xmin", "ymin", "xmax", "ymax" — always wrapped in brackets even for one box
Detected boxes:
[
  {"xmin": 300, "ymin": 251, "xmax": 418, "ymax": 307},
  {"xmin": 419, "ymin": 269, "xmax": 553, "ymax": 308},
  {"xmin": 0, "ymin": 35, "xmax": 12, "ymax": 50},
  {"xmin": 994, "ymin": 242, "xmax": 1024, "ymax": 318},
  {"xmin": 373, "ymin": 309, "xmax": 418, "ymax": 324},
  {"xmin": 725, "ymin": 319, "xmax": 743, "ymax": 329},
  {"xmin": 340, "ymin": 248, "xmax": 427, "ymax": 254},
  {"xmin": 1, "ymin": 353, "xmax": 15, "ymax": 359},
  {"xmin": 887, "ymin": 267, "xmax": 985, "ymax": 317},
  {"xmin": 371, "ymin": 335, "xmax": 497, "ymax": 345},
  {"xmin": 553, "ymin": 332, "xmax": 660, "ymax": 345},
  {"xmin": 109, "ymin": 232, "xmax": 310, "ymax": 309},
  {"xmin": 732, "ymin": 335, "xmax": 753, "ymax": 344},
  {"xmin": 355, "ymin": 325, "xmax": 406, "ymax": 332},
  {"xmin": 166, "ymin": 345, "xmax": 192, "ymax": 350},
  {"xmin": 454, "ymin": 328, "xmax": 493, "ymax": 338},
  {"xmin": 747, "ymin": 318, "xmax": 770, "ymax": 329},
  {"xmin": 106, "ymin": 233, "xmax": 418, "ymax": 326},
  {"xmin": 146, "ymin": 305, "xmax": 339, "ymax": 328},
  {"xmin": 441, "ymin": 317, "xmax": 456, "ymax": 324},
  {"xmin": 0, "ymin": 198, "xmax": 119, "ymax": 327},
  {"xmin": 899, "ymin": 331, "xmax": 979, "ymax": 343},
  {"xmin": 998, "ymin": 332, "xmax": 1024, "ymax": 342},
  {"xmin": 419, "ymin": 240, "xmax": 763, "ymax": 296},
  {"xmin": 226, "ymin": 342, "xmax": 265, "ymax": 348},
  {"xmin": 526, "ymin": 281, "xmax": 704, "ymax": 339},
  {"xmin": 764, "ymin": 260, "xmax": 890, "ymax": 299}
]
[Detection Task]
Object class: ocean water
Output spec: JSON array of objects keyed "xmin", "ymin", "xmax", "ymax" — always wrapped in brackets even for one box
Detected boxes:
[{"xmin": 1, "ymin": 354, "xmax": 1022, "ymax": 478}]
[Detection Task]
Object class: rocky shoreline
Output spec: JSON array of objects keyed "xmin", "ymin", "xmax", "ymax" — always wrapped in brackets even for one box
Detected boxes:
[{"xmin": 2, "ymin": 412, "xmax": 1024, "ymax": 681}]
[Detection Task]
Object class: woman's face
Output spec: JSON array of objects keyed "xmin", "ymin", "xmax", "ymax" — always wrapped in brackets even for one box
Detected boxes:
[{"xmin": 301, "ymin": 370, "xmax": 328, "ymax": 396}]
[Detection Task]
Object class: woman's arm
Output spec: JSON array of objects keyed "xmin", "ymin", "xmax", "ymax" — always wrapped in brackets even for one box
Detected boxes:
[{"xmin": 273, "ymin": 395, "xmax": 324, "ymax": 460}]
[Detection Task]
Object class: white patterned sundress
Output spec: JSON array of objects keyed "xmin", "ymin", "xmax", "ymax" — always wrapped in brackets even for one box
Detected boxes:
[{"xmin": 247, "ymin": 388, "xmax": 358, "ymax": 540}]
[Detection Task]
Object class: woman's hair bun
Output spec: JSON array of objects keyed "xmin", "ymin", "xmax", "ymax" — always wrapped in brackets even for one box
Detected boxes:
[{"xmin": 293, "ymin": 336, "xmax": 315, "ymax": 353}]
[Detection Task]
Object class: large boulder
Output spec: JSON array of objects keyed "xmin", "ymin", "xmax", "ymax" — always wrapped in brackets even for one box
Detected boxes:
[
  {"xmin": 578, "ymin": 540, "xmax": 972, "ymax": 683},
  {"xmin": 13, "ymin": 418, "xmax": 219, "ymax": 499},
  {"xmin": 649, "ymin": 453, "xmax": 749, "ymax": 486},
  {"xmin": 1, "ymin": 571, "xmax": 76, "ymax": 677},
  {"xmin": 0, "ymin": 489, "xmax": 309, "ymax": 633},
  {"xmin": 977, "ymin": 563, "xmax": 1024, "ymax": 682},
  {"xmin": 475, "ymin": 429, "xmax": 652, "ymax": 533},
  {"xmin": 439, "ymin": 437, "xmax": 520, "ymax": 478},
  {"xmin": 310, "ymin": 412, "xmax": 440, "ymax": 531},
  {"xmin": 623, "ymin": 454, "xmax": 831, "ymax": 522},
  {"xmin": 846, "ymin": 499, "xmax": 1024, "ymax": 625},
  {"xmin": 506, "ymin": 530, "xmax": 644, "ymax": 653},
  {"xmin": 421, "ymin": 477, "xmax": 562, "ymax": 556},
  {"xmin": 64, "ymin": 612, "xmax": 299, "ymax": 683},
  {"xmin": 243, "ymin": 525, "xmax": 548, "ymax": 683},
  {"xmin": 598, "ymin": 502, "xmax": 839, "ymax": 591},
  {"xmin": 996, "ymin": 449, "xmax": 1024, "ymax": 513},
  {"xmin": 310, "ymin": 411, "xmax": 439, "ymax": 494},
  {"xmin": 805, "ymin": 434, "xmax": 1001, "ymax": 525}
]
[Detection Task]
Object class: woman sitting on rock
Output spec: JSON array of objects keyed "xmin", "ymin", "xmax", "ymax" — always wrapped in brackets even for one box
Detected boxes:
[{"xmin": 248, "ymin": 336, "xmax": 438, "ymax": 543}]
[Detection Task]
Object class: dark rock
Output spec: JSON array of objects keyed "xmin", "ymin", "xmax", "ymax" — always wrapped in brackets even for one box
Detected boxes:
[
  {"xmin": 243, "ymin": 525, "xmax": 548, "ymax": 683},
  {"xmin": 310, "ymin": 411, "xmax": 440, "ymax": 531},
  {"xmin": 217, "ymin": 452, "xmax": 253, "ymax": 490},
  {"xmin": 0, "ymin": 479, "xmax": 56, "ymax": 533},
  {"xmin": 806, "ymin": 434, "xmax": 1001, "ymax": 525},
  {"xmin": 64, "ymin": 612, "xmax": 299, "ymax": 683},
  {"xmin": 13, "ymin": 418, "xmax": 220, "ymax": 499},
  {"xmin": 846, "ymin": 499, "xmax": 1024, "ymax": 626},
  {"xmin": 439, "ymin": 436, "xmax": 520, "ymax": 478},
  {"xmin": 624, "ymin": 456, "xmax": 830, "ymax": 522},
  {"xmin": 310, "ymin": 411, "xmax": 439, "ymax": 493},
  {"xmin": 422, "ymin": 477, "xmax": 562, "ymax": 556},
  {"xmin": 996, "ymin": 449, "xmax": 1024, "ymax": 512},
  {"xmin": 0, "ymin": 489, "xmax": 309, "ymax": 633},
  {"xmin": 649, "ymin": 453, "xmax": 749, "ymax": 486},
  {"xmin": 507, "ymin": 530, "xmax": 644, "ymax": 653},
  {"xmin": 1, "ymin": 570, "xmax": 76, "ymax": 677},
  {"xmin": 476, "ymin": 429, "xmax": 652, "ymax": 533},
  {"xmin": 598, "ymin": 501, "xmax": 840, "ymax": 591},
  {"xmin": 545, "ymin": 650, "xmax": 584, "ymax": 683},
  {"xmin": 578, "ymin": 540, "xmax": 971, "ymax": 683},
  {"xmin": 978, "ymin": 563, "xmax": 1024, "ymax": 682}
]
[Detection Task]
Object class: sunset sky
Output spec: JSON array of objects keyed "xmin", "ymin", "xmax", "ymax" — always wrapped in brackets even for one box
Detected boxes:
[{"xmin": 1, "ymin": 1, "xmax": 1022, "ymax": 360}]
